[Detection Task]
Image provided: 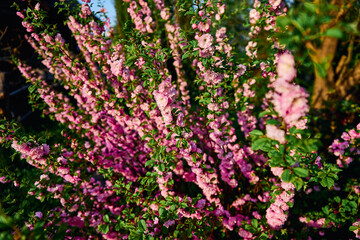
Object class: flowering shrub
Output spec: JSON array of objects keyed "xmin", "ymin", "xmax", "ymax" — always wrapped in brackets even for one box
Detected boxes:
[{"xmin": 1, "ymin": 0, "xmax": 360, "ymax": 239}]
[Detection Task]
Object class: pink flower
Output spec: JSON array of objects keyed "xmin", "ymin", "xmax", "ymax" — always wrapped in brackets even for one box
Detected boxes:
[
  {"xmin": 203, "ymin": 70, "xmax": 223, "ymax": 85},
  {"xmin": 266, "ymin": 204, "xmax": 287, "ymax": 229},
  {"xmin": 266, "ymin": 125, "xmax": 285, "ymax": 144},
  {"xmin": 249, "ymin": 9, "xmax": 261, "ymax": 24},
  {"xmin": 34, "ymin": 211, "xmax": 43, "ymax": 219},
  {"xmin": 163, "ymin": 219, "xmax": 175, "ymax": 228},
  {"xmin": 154, "ymin": 93, "xmax": 169, "ymax": 109},
  {"xmin": 208, "ymin": 103, "xmax": 220, "ymax": 112},
  {"xmin": 195, "ymin": 199, "xmax": 206, "ymax": 209},
  {"xmin": 40, "ymin": 174, "xmax": 50, "ymax": 181},
  {"xmin": 57, "ymin": 167, "xmax": 70, "ymax": 175},
  {"xmin": 253, "ymin": 0, "xmax": 261, "ymax": 8},
  {"xmin": 272, "ymin": 84, "xmax": 309, "ymax": 126},
  {"xmin": 315, "ymin": 156, "xmax": 322, "ymax": 169},
  {"xmin": 0, "ymin": 176, "xmax": 9, "ymax": 183},
  {"xmin": 42, "ymin": 144, "xmax": 50, "ymax": 155},
  {"xmin": 281, "ymin": 182, "xmax": 295, "ymax": 191},
  {"xmin": 67, "ymin": 216, "xmax": 85, "ymax": 228},
  {"xmin": 63, "ymin": 174, "xmax": 76, "ymax": 184},
  {"xmin": 163, "ymin": 112, "xmax": 173, "ymax": 124},
  {"xmin": 238, "ymin": 228, "xmax": 253, "ymax": 238},
  {"xmin": 80, "ymin": 4, "xmax": 92, "ymax": 18},
  {"xmin": 252, "ymin": 211, "xmax": 262, "ymax": 220},
  {"xmin": 176, "ymin": 112, "xmax": 185, "ymax": 127},
  {"xmin": 277, "ymin": 53, "xmax": 296, "ymax": 82},
  {"xmin": 269, "ymin": 0, "xmax": 282, "ymax": 8},
  {"xmin": 34, "ymin": 3, "xmax": 40, "ymax": 10},
  {"xmin": 237, "ymin": 64, "xmax": 247, "ymax": 76},
  {"xmin": 198, "ymin": 34, "xmax": 213, "ymax": 49},
  {"xmin": 271, "ymin": 167, "xmax": 284, "ymax": 177},
  {"xmin": 16, "ymin": 11, "xmax": 25, "ymax": 19},
  {"xmin": 198, "ymin": 19, "xmax": 211, "ymax": 32},
  {"xmin": 218, "ymin": 4, "xmax": 226, "ymax": 15},
  {"xmin": 160, "ymin": 9, "xmax": 170, "ymax": 20},
  {"xmin": 349, "ymin": 129, "xmax": 360, "ymax": 139}
]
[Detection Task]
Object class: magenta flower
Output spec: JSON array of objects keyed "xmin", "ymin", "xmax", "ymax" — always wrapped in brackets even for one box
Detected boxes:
[{"xmin": 34, "ymin": 211, "xmax": 43, "ymax": 219}]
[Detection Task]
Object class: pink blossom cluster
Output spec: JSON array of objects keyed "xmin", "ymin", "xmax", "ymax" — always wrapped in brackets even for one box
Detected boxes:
[
  {"xmin": 153, "ymin": 79, "xmax": 177, "ymax": 125},
  {"xmin": 271, "ymin": 53, "xmax": 309, "ymax": 128},
  {"xmin": 329, "ymin": 123, "xmax": 360, "ymax": 167},
  {"xmin": 266, "ymin": 167, "xmax": 295, "ymax": 229},
  {"xmin": 299, "ymin": 217, "xmax": 331, "ymax": 229},
  {"xmin": 127, "ymin": 0, "xmax": 154, "ymax": 33},
  {"xmin": 11, "ymin": 141, "xmax": 50, "ymax": 168}
]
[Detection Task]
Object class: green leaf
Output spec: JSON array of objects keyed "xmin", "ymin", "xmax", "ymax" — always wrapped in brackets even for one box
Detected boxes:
[
  {"xmin": 138, "ymin": 219, "xmax": 147, "ymax": 232},
  {"xmin": 285, "ymin": 154, "xmax": 297, "ymax": 166},
  {"xmin": 0, "ymin": 215, "xmax": 11, "ymax": 231},
  {"xmin": 251, "ymin": 219, "xmax": 258, "ymax": 228},
  {"xmin": 349, "ymin": 226, "xmax": 358, "ymax": 231},
  {"xmin": 259, "ymin": 111, "xmax": 270, "ymax": 118},
  {"xmin": 259, "ymin": 232, "xmax": 269, "ymax": 239},
  {"xmin": 252, "ymin": 138, "xmax": 270, "ymax": 151},
  {"xmin": 158, "ymin": 163, "xmax": 165, "ymax": 172},
  {"xmin": 141, "ymin": 134, "xmax": 151, "ymax": 140},
  {"xmin": 279, "ymin": 144, "xmax": 285, "ymax": 154},
  {"xmin": 166, "ymin": 132, "xmax": 172, "ymax": 140},
  {"xmin": 322, "ymin": 206, "xmax": 330, "ymax": 215},
  {"xmin": 145, "ymin": 160, "xmax": 154, "ymax": 168},
  {"xmin": 102, "ymin": 225, "xmax": 110, "ymax": 234},
  {"xmin": 161, "ymin": 226, "xmax": 169, "ymax": 234},
  {"xmin": 145, "ymin": 235, "xmax": 154, "ymax": 240},
  {"xmin": 191, "ymin": 155, "xmax": 197, "ymax": 163},
  {"xmin": 249, "ymin": 130, "xmax": 263, "ymax": 137},
  {"xmin": 182, "ymin": 52, "xmax": 190, "ymax": 60},
  {"xmin": 103, "ymin": 215, "xmax": 110, "ymax": 222},
  {"xmin": 28, "ymin": 84, "xmax": 36, "ymax": 93},
  {"xmin": 292, "ymin": 177, "xmax": 304, "ymax": 191},
  {"xmin": 324, "ymin": 28, "xmax": 343, "ymax": 39},
  {"xmin": 281, "ymin": 169, "xmax": 291, "ymax": 182},
  {"xmin": 159, "ymin": 207, "xmax": 167, "ymax": 219},
  {"xmin": 0, "ymin": 223, "xmax": 11, "ymax": 231},
  {"xmin": 266, "ymin": 119, "xmax": 280, "ymax": 125},
  {"xmin": 304, "ymin": 2, "xmax": 317, "ymax": 13},
  {"xmin": 293, "ymin": 168, "xmax": 309, "ymax": 178},
  {"xmin": 126, "ymin": 55, "xmax": 138, "ymax": 65},
  {"xmin": 320, "ymin": 177, "xmax": 335, "ymax": 189}
]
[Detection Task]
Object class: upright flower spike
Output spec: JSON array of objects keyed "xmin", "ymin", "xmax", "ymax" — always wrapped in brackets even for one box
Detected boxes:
[{"xmin": 271, "ymin": 53, "xmax": 309, "ymax": 128}]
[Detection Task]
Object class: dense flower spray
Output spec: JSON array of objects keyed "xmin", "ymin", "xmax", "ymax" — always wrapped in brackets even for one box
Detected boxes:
[{"xmin": 0, "ymin": 0, "xmax": 358, "ymax": 239}]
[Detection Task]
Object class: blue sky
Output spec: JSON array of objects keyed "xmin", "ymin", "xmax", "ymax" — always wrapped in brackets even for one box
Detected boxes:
[{"xmin": 87, "ymin": 0, "xmax": 117, "ymax": 26}]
